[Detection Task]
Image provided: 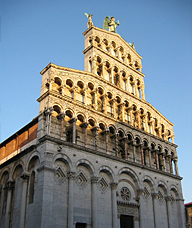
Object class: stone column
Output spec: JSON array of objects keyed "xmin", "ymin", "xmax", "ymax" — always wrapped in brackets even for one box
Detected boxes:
[
  {"xmin": 103, "ymin": 94, "xmax": 107, "ymax": 114},
  {"xmin": 141, "ymin": 84, "xmax": 145, "ymax": 100},
  {"xmin": 140, "ymin": 144, "xmax": 144, "ymax": 165},
  {"xmin": 102, "ymin": 64, "xmax": 105, "ymax": 78},
  {"xmin": 124, "ymin": 136, "xmax": 128, "ymax": 160},
  {"xmin": 155, "ymin": 150, "xmax": 159, "ymax": 170},
  {"xmin": 81, "ymin": 123, "xmax": 88, "ymax": 147},
  {"xmin": 137, "ymin": 111, "xmax": 141, "ymax": 129},
  {"xmin": 113, "ymin": 99, "xmax": 116, "ymax": 118},
  {"xmin": 162, "ymin": 152, "xmax": 166, "ymax": 172},
  {"xmin": 165, "ymin": 196, "xmax": 172, "ymax": 228},
  {"xmin": 152, "ymin": 193, "xmax": 159, "ymax": 228},
  {"xmin": 111, "ymin": 68, "xmax": 114, "ymax": 84},
  {"xmin": 91, "ymin": 176, "xmax": 99, "ymax": 228},
  {"xmin": 92, "ymin": 57, "xmax": 97, "ymax": 75},
  {"xmin": 58, "ymin": 113, "xmax": 65, "ymax": 138},
  {"xmin": 111, "ymin": 182, "xmax": 118, "ymax": 228},
  {"xmin": 94, "ymin": 89, "xmax": 98, "ymax": 110},
  {"xmin": 67, "ymin": 172, "xmax": 76, "ymax": 228},
  {"xmin": 19, "ymin": 172, "xmax": 30, "ymax": 228},
  {"xmin": 69, "ymin": 118, "xmax": 77, "ymax": 144},
  {"xmin": 121, "ymin": 103, "xmax": 125, "ymax": 122},
  {"xmin": 173, "ymin": 157, "xmax": 179, "ymax": 175},
  {"xmin": 135, "ymin": 84, "xmax": 139, "ymax": 97},
  {"xmin": 148, "ymin": 148, "xmax": 152, "ymax": 167},
  {"xmin": 5, "ymin": 180, "xmax": 15, "ymax": 228},
  {"xmin": 171, "ymin": 135, "xmax": 175, "ymax": 144},
  {"xmin": 105, "ymin": 127, "xmax": 109, "ymax": 153},
  {"xmin": 133, "ymin": 140, "xmax": 136, "ymax": 162},
  {"xmin": 168, "ymin": 155, "xmax": 173, "ymax": 174},
  {"xmin": 84, "ymin": 90, "xmax": 87, "ymax": 105},
  {"xmin": 44, "ymin": 107, "xmax": 54, "ymax": 135},
  {"xmin": 92, "ymin": 126, "xmax": 99, "ymax": 150},
  {"xmin": 115, "ymin": 133, "xmax": 119, "ymax": 157}
]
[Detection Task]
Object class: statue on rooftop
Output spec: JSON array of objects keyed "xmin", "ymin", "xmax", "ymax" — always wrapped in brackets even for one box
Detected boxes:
[
  {"xmin": 103, "ymin": 16, "xmax": 120, "ymax": 33},
  {"xmin": 85, "ymin": 13, "xmax": 93, "ymax": 28}
]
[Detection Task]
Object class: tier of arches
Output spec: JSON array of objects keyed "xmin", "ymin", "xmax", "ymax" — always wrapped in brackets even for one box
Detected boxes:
[
  {"xmin": 87, "ymin": 55, "xmax": 145, "ymax": 99},
  {"xmin": 44, "ymin": 106, "xmax": 179, "ymax": 176},
  {"xmin": 46, "ymin": 77, "xmax": 174, "ymax": 143},
  {"xmin": 88, "ymin": 35, "xmax": 142, "ymax": 72}
]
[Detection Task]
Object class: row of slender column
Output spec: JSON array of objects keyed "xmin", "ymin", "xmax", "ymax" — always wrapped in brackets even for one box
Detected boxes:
[
  {"xmin": 46, "ymin": 89, "xmax": 174, "ymax": 143},
  {"xmin": 67, "ymin": 172, "xmax": 117, "ymax": 228},
  {"xmin": 90, "ymin": 36, "xmax": 142, "ymax": 72},
  {"xmin": 50, "ymin": 113, "xmax": 179, "ymax": 176},
  {"xmin": 57, "ymin": 115, "xmax": 178, "ymax": 176}
]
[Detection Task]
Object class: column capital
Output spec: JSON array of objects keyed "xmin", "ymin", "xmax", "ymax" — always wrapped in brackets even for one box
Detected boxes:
[
  {"xmin": 135, "ymin": 188, "xmax": 143, "ymax": 201},
  {"xmin": 67, "ymin": 172, "xmax": 76, "ymax": 180},
  {"xmin": 7, "ymin": 179, "xmax": 15, "ymax": 189},
  {"xmin": 44, "ymin": 107, "xmax": 54, "ymax": 116},
  {"xmin": 91, "ymin": 176, "xmax": 99, "ymax": 184},
  {"xmin": 151, "ymin": 192, "xmax": 158, "ymax": 199},
  {"xmin": 69, "ymin": 117, "xmax": 77, "ymax": 124},
  {"xmin": 80, "ymin": 122, "xmax": 89, "ymax": 129},
  {"xmin": 20, "ymin": 172, "xmax": 30, "ymax": 180},
  {"xmin": 173, "ymin": 156, "xmax": 178, "ymax": 162},
  {"xmin": 91, "ymin": 126, "xmax": 99, "ymax": 132},
  {"xmin": 165, "ymin": 196, "xmax": 172, "ymax": 201},
  {"xmin": 110, "ymin": 182, "xmax": 118, "ymax": 190},
  {"xmin": 57, "ymin": 112, "xmax": 65, "ymax": 120},
  {"xmin": 105, "ymin": 127, "xmax": 110, "ymax": 134}
]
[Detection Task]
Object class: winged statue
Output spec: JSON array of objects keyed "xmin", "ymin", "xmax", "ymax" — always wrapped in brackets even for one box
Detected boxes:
[{"xmin": 103, "ymin": 16, "xmax": 120, "ymax": 33}]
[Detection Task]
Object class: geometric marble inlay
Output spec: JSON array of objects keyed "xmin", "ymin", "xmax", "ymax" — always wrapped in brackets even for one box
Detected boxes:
[
  {"xmin": 143, "ymin": 187, "xmax": 150, "ymax": 200},
  {"xmin": 98, "ymin": 177, "xmax": 109, "ymax": 192},
  {"xmin": 55, "ymin": 167, "xmax": 66, "ymax": 183},
  {"xmin": 76, "ymin": 171, "xmax": 88, "ymax": 189}
]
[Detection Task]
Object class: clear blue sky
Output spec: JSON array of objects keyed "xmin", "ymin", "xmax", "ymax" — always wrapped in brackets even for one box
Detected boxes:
[{"xmin": 1, "ymin": 0, "xmax": 192, "ymax": 203}]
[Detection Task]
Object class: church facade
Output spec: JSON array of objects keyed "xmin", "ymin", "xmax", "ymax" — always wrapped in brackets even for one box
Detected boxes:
[{"xmin": 0, "ymin": 24, "xmax": 186, "ymax": 228}]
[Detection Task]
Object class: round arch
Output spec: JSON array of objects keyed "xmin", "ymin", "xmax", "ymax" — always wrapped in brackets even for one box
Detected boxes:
[
  {"xmin": 97, "ymin": 165, "xmax": 115, "ymax": 182},
  {"xmin": 75, "ymin": 159, "xmax": 95, "ymax": 175},
  {"xmin": 53, "ymin": 153, "xmax": 73, "ymax": 172},
  {"xmin": 118, "ymin": 167, "xmax": 140, "ymax": 189}
]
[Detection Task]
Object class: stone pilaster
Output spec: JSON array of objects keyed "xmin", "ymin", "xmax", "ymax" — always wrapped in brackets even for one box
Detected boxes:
[
  {"xmin": 19, "ymin": 172, "xmax": 30, "ymax": 228},
  {"xmin": 67, "ymin": 172, "xmax": 76, "ymax": 228},
  {"xmin": 110, "ymin": 182, "xmax": 118, "ymax": 228},
  {"xmin": 91, "ymin": 176, "xmax": 99, "ymax": 228},
  {"xmin": 5, "ymin": 180, "xmax": 15, "ymax": 228},
  {"xmin": 151, "ymin": 193, "xmax": 159, "ymax": 228},
  {"xmin": 165, "ymin": 196, "xmax": 172, "ymax": 228}
]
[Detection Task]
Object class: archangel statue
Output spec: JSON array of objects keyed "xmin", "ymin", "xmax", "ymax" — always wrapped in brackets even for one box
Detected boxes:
[
  {"xmin": 85, "ymin": 13, "xmax": 93, "ymax": 28},
  {"xmin": 103, "ymin": 16, "xmax": 120, "ymax": 33}
]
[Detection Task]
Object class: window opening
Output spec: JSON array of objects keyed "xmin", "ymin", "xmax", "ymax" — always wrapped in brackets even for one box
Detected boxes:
[{"xmin": 29, "ymin": 171, "xmax": 35, "ymax": 204}]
